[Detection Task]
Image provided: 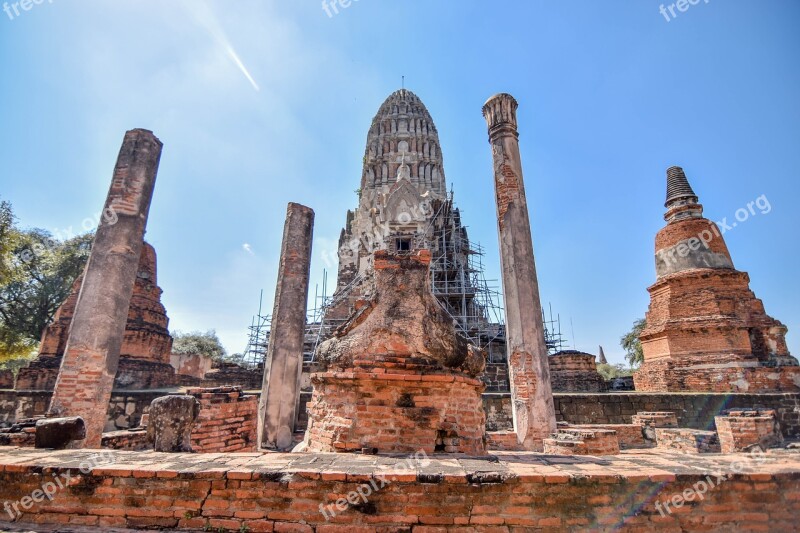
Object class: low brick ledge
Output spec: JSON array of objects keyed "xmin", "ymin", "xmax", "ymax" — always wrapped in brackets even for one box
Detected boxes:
[{"xmin": 0, "ymin": 447, "xmax": 798, "ymax": 531}]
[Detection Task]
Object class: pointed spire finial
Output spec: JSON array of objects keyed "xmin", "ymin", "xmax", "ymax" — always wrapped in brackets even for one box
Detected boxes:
[{"xmin": 665, "ymin": 166, "xmax": 698, "ymax": 208}]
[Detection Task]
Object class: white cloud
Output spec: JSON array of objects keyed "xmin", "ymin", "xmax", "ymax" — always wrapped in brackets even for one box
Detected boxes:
[{"xmin": 242, "ymin": 243, "xmax": 254, "ymax": 255}]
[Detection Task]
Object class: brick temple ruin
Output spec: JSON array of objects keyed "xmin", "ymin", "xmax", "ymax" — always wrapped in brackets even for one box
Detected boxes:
[
  {"xmin": 636, "ymin": 166, "xmax": 800, "ymax": 392},
  {"xmin": 0, "ymin": 92, "xmax": 799, "ymax": 531},
  {"xmin": 16, "ymin": 242, "xmax": 176, "ymax": 393}
]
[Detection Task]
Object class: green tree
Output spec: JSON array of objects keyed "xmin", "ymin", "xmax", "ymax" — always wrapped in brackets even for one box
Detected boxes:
[
  {"xmin": 0, "ymin": 228, "xmax": 93, "ymax": 362},
  {"xmin": 172, "ymin": 330, "xmax": 227, "ymax": 361},
  {"xmin": 0, "ymin": 199, "xmax": 17, "ymax": 286},
  {"xmin": 620, "ymin": 318, "xmax": 646, "ymax": 368},
  {"xmin": 596, "ymin": 363, "xmax": 633, "ymax": 380}
]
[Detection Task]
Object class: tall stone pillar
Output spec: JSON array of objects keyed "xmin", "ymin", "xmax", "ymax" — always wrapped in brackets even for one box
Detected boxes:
[
  {"xmin": 258, "ymin": 203, "xmax": 314, "ymax": 450},
  {"xmin": 482, "ymin": 94, "xmax": 556, "ymax": 450},
  {"xmin": 48, "ymin": 129, "xmax": 162, "ymax": 448}
]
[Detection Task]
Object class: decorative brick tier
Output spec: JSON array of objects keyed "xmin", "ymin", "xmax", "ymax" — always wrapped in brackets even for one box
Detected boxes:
[
  {"xmin": 548, "ymin": 350, "xmax": 607, "ymax": 392},
  {"xmin": 635, "ymin": 355, "xmax": 800, "ymax": 393},
  {"xmin": 716, "ymin": 408, "xmax": 783, "ymax": 453},
  {"xmin": 186, "ymin": 386, "xmax": 258, "ymax": 453},
  {"xmin": 543, "ymin": 428, "xmax": 620, "ymax": 456},
  {"xmin": 305, "ymin": 371, "xmax": 486, "ymax": 455},
  {"xmin": 655, "ymin": 428, "xmax": 721, "ymax": 453},
  {"xmin": 1, "ymin": 448, "xmax": 799, "ymax": 531}
]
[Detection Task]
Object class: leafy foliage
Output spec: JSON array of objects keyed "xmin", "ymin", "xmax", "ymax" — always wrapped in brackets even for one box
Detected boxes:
[
  {"xmin": 0, "ymin": 201, "xmax": 93, "ymax": 363},
  {"xmin": 620, "ymin": 318, "xmax": 646, "ymax": 368},
  {"xmin": 0, "ymin": 200, "xmax": 17, "ymax": 287},
  {"xmin": 596, "ymin": 363, "xmax": 633, "ymax": 380},
  {"xmin": 0, "ymin": 230, "xmax": 92, "ymax": 350},
  {"xmin": 172, "ymin": 330, "xmax": 227, "ymax": 361}
]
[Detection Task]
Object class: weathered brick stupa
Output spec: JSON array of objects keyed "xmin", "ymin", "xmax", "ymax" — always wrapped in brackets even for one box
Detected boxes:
[
  {"xmin": 549, "ymin": 350, "xmax": 607, "ymax": 392},
  {"xmin": 302, "ymin": 249, "xmax": 487, "ymax": 455},
  {"xmin": 635, "ymin": 166, "xmax": 800, "ymax": 392},
  {"xmin": 15, "ymin": 241, "xmax": 177, "ymax": 391}
]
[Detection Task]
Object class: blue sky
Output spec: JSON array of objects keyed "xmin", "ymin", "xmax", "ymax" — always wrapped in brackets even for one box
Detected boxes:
[{"xmin": 1, "ymin": 1, "xmax": 798, "ymax": 364}]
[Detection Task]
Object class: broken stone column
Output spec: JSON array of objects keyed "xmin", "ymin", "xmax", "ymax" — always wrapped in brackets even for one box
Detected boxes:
[
  {"xmin": 34, "ymin": 417, "xmax": 86, "ymax": 450},
  {"xmin": 482, "ymin": 94, "xmax": 556, "ymax": 450},
  {"xmin": 147, "ymin": 395, "xmax": 200, "ymax": 452},
  {"xmin": 48, "ymin": 129, "xmax": 162, "ymax": 448},
  {"xmin": 257, "ymin": 203, "xmax": 314, "ymax": 451}
]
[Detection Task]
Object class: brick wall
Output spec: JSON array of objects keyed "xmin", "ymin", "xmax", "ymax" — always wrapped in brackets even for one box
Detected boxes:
[
  {"xmin": 0, "ymin": 449, "xmax": 798, "ymax": 531},
  {"xmin": 187, "ymin": 387, "xmax": 258, "ymax": 453},
  {"xmin": 101, "ymin": 429, "xmax": 150, "ymax": 450},
  {"xmin": 481, "ymin": 363, "xmax": 510, "ymax": 392},
  {"xmin": 482, "ymin": 393, "xmax": 514, "ymax": 431},
  {"xmin": 0, "ymin": 370, "xmax": 13, "ymax": 389},
  {"xmin": 554, "ymin": 392, "xmax": 800, "ymax": 438}
]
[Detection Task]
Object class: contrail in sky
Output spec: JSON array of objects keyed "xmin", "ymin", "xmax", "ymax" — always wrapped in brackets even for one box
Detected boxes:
[{"xmin": 182, "ymin": 0, "xmax": 260, "ymax": 92}]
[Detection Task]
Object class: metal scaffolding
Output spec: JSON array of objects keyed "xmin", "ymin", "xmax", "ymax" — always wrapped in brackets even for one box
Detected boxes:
[
  {"xmin": 542, "ymin": 302, "xmax": 566, "ymax": 355},
  {"xmin": 242, "ymin": 191, "xmax": 563, "ymax": 368},
  {"xmin": 241, "ymin": 290, "xmax": 270, "ymax": 369},
  {"xmin": 426, "ymin": 192, "xmax": 506, "ymax": 362},
  {"xmin": 242, "ymin": 270, "xmax": 351, "ymax": 368}
]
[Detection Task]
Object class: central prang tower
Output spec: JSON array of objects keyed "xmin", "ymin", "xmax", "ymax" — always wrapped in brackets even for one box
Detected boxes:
[{"xmin": 325, "ymin": 89, "xmax": 503, "ymax": 357}]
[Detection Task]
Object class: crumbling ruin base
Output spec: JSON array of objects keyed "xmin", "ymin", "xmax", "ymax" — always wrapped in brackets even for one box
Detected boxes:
[
  {"xmin": 716, "ymin": 408, "xmax": 783, "ymax": 453},
  {"xmin": 305, "ymin": 372, "xmax": 486, "ymax": 455}
]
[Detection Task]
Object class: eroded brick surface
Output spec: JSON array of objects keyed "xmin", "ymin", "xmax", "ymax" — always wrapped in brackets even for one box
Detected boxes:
[{"xmin": 655, "ymin": 428, "xmax": 721, "ymax": 453}]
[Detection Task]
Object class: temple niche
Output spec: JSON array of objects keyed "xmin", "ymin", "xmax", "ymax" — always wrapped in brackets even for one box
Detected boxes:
[
  {"xmin": 15, "ymin": 242, "xmax": 179, "ymax": 392},
  {"xmin": 635, "ymin": 167, "xmax": 800, "ymax": 392}
]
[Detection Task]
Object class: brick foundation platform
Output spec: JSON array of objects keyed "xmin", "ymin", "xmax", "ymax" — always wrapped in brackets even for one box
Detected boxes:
[
  {"xmin": 485, "ymin": 431, "xmax": 523, "ymax": 451},
  {"xmin": 656, "ymin": 428, "xmax": 721, "ymax": 453},
  {"xmin": 716, "ymin": 408, "xmax": 784, "ymax": 453},
  {"xmin": 635, "ymin": 355, "xmax": 800, "ymax": 393},
  {"xmin": 543, "ymin": 428, "xmax": 620, "ymax": 456},
  {"xmin": 569, "ymin": 424, "xmax": 652, "ymax": 449},
  {"xmin": 0, "ymin": 447, "xmax": 799, "ymax": 531},
  {"xmin": 632, "ymin": 411, "xmax": 678, "ymax": 428}
]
